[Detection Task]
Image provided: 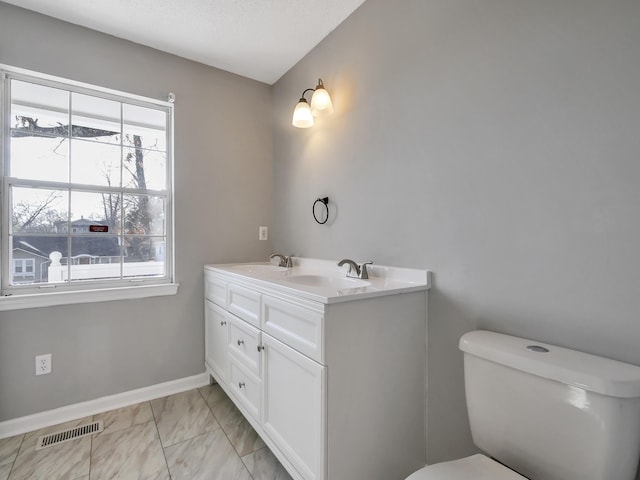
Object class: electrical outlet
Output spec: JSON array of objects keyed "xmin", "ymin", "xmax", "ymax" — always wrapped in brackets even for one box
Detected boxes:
[
  {"xmin": 259, "ymin": 226, "xmax": 268, "ymax": 241},
  {"xmin": 35, "ymin": 354, "xmax": 52, "ymax": 376}
]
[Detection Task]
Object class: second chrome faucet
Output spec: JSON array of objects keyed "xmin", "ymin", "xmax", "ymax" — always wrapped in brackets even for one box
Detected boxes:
[
  {"xmin": 270, "ymin": 253, "xmax": 293, "ymax": 267},
  {"xmin": 337, "ymin": 259, "xmax": 373, "ymax": 279}
]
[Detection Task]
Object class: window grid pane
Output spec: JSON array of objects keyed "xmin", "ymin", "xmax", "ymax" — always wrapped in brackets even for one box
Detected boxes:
[{"xmin": 3, "ymin": 72, "xmax": 171, "ymax": 293}]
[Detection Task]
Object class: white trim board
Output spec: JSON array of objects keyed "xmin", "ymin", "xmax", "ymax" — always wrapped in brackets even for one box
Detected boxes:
[{"xmin": 0, "ymin": 372, "xmax": 209, "ymax": 439}]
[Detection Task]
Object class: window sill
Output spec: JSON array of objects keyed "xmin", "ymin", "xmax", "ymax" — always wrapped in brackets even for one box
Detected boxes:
[{"xmin": 0, "ymin": 283, "xmax": 179, "ymax": 311}]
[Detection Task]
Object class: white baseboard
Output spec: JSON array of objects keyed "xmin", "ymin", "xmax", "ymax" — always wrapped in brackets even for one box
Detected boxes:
[{"xmin": 0, "ymin": 372, "xmax": 210, "ymax": 439}]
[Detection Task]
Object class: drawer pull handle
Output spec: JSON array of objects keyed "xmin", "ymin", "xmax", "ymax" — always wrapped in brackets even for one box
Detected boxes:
[
  {"xmin": 257, "ymin": 345, "xmax": 264, "ymax": 352},
  {"xmin": 220, "ymin": 320, "xmax": 227, "ymax": 326},
  {"xmin": 238, "ymin": 382, "xmax": 245, "ymax": 389},
  {"xmin": 237, "ymin": 339, "xmax": 245, "ymax": 346}
]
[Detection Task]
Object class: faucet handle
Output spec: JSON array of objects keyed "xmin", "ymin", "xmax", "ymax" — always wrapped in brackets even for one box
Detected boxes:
[
  {"xmin": 360, "ymin": 261, "xmax": 373, "ymax": 279},
  {"xmin": 286, "ymin": 255, "xmax": 294, "ymax": 267}
]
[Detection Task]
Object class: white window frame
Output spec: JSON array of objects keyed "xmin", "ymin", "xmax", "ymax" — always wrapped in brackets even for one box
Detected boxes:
[{"xmin": 0, "ymin": 65, "xmax": 178, "ymax": 311}]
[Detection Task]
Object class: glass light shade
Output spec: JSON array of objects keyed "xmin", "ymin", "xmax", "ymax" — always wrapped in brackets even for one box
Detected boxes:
[
  {"xmin": 292, "ymin": 99, "xmax": 314, "ymax": 128},
  {"xmin": 310, "ymin": 86, "xmax": 334, "ymax": 117}
]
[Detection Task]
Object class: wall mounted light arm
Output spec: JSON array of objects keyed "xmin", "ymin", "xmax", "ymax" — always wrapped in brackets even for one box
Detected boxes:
[
  {"xmin": 300, "ymin": 88, "xmax": 316, "ymax": 99},
  {"xmin": 292, "ymin": 78, "xmax": 334, "ymax": 128}
]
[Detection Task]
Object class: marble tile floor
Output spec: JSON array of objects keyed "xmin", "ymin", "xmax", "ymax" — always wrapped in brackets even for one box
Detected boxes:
[{"xmin": 0, "ymin": 384, "xmax": 293, "ymax": 480}]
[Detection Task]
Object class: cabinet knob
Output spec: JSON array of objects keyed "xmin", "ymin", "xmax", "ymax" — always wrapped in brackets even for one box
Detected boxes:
[
  {"xmin": 238, "ymin": 381, "xmax": 245, "ymax": 389},
  {"xmin": 257, "ymin": 345, "xmax": 264, "ymax": 352},
  {"xmin": 220, "ymin": 320, "xmax": 227, "ymax": 326},
  {"xmin": 237, "ymin": 339, "xmax": 244, "ymax": 346}
]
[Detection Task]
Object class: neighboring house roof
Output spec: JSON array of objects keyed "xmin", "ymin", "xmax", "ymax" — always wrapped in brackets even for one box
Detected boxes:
[
  {"xmin": 12, "ymin": 235, "xmax": 120, "ymax": 258},
  {"xmin": 71, "ymin": 217, "xmax": 105, "ymax": 226},
  {"xmin": 54, "ymin": 218, "xmax": 110, "ymax": 232},
  {"xmin": 12, "ymin": 246, "xmax": 49, "ymax": 260}
]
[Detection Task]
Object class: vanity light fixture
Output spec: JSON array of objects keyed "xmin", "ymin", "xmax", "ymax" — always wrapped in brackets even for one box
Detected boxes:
[{"xmin": 292, "ymin": 78, "xmax": 334, "ymax": 128}]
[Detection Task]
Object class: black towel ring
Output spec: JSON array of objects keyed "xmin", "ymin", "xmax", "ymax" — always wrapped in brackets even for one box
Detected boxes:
[{"xmin": 313, "ymin": 197, "xmax": 329, "ymax": 224}]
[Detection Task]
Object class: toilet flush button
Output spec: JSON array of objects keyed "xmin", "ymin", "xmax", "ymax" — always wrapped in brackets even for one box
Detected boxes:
[{"xmin": 527, "ymin": 345, "xmax": 550, "ymax": 353}]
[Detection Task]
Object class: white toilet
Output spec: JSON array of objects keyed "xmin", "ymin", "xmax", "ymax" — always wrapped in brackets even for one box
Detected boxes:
[{"xmin": 407, "ymin": 330, "xmax": 640, "ymax": 480}]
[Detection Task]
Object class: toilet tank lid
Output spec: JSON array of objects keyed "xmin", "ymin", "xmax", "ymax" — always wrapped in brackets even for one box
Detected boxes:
[{"xmin": 459, "ymin": 330, "xmax": 640, "ymax": 398}]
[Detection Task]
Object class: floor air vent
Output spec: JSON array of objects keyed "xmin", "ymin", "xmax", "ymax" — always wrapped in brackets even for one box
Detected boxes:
[{"xmin": 36, "ymin": 420, "xmax": 103, "ymax": 450}]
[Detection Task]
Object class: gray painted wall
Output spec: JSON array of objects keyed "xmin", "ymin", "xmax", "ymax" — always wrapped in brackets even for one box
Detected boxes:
[
  {"xmin": 3, "ymin": 0, "xmax": 640, "ymax": 473},
  {"xmin": 0, "ymin": 3, "xmax": 273, "ymax": 421},
  {"xmin": 272, "ymin": 0, "xmax": 640, "ymax": 465}
]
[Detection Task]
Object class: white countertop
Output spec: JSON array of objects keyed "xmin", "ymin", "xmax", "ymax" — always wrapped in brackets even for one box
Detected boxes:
[{"xmin": 205, "ymin": 257, "xmax": 431, "ymax": 304}]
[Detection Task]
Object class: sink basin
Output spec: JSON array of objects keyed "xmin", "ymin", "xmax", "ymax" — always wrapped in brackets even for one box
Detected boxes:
[
  {"xmin": 284, "ymin": 274, "xmax": 370, "ymax": 289},
  {"xmin": 229, "ymin": 264, "xmax": 287, "ymax": 273}
]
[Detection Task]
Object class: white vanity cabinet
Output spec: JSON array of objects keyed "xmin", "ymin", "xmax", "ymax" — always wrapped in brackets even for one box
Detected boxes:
[{"xmin": 204, "ymin": 262, "xmax": 429, "ymax": 480}]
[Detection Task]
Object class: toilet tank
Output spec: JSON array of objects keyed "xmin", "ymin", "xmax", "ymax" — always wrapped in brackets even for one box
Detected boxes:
[{"xmin": 459, "ymin": 331, "xmax": 640, "ymax": 480}]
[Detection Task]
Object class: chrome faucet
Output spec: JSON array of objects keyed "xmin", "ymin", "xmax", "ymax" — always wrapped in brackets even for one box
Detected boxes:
[
  {"xmin": 337, "ymin": 259, "xmax": 373, "ymax": 279},
  {"xmin": 270, "ymin": 253, "xmax": 293, "ymax": 267}
]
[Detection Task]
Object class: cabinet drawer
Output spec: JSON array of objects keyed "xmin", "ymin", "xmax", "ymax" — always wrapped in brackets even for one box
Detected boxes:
[
  {"xmin": 228, "ymin": 356, "xmax": 261, "ymax": 421},
  {"xmin": 228, "ymin": 283, "xmax": 261, "ymax": 327},
  {"xmin": 205, "ymin": 271, "xmax": 227, "ymax": 307},
  {"xmin": 228, "ymin": 314, "xmax": 261, "ymax": 376},
  {"xmin": 262, "ymin": 295, "xmax": 324, "ymax": 363}
]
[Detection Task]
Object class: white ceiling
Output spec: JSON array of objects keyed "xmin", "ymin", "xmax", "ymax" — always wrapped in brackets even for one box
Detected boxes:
[{"xmin": 3, "ymin": 0, "xmax": 366, "ymax": 84}]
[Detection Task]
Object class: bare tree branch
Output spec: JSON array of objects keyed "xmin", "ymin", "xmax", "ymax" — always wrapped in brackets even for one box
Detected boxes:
[
  {"xmin": 11, "ymin": 116, "xmax": 118, "ymax": 138},
  {"xmin": 14, "ymin": 191, "xmax": 64, "ymax": 231}
]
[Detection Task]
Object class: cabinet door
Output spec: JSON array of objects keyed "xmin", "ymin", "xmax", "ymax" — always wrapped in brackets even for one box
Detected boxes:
[
  {"xmin": 204, "ymin": 299, "xmax": 229, "ymax": 383},
  {"xmin": 262, "ymin": 334, "xmax": 325, "ymax": 480}
]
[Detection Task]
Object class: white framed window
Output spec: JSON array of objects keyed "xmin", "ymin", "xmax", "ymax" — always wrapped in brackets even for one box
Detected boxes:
[
  {"xmin": 13, "ymin": 258, "xmax": 34, "ymax": 275},
  {"xmin": 1, "ymin": 65, "xmax": 177, "ymax": 309}
]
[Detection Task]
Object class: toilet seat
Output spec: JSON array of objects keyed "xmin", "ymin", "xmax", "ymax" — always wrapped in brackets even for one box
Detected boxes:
[{"xmin": 405, "ymin": 454, "xmax": 527, "ymax": 480}]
